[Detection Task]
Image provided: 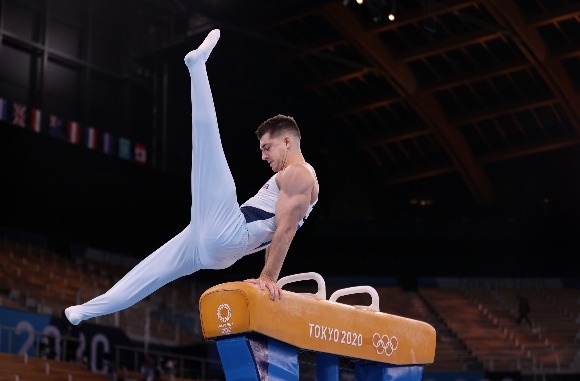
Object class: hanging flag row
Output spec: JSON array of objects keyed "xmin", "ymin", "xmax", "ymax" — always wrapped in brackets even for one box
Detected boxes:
[{"xmin": 0, "ymin": 97, "xmax": 147, "ymax": 165}]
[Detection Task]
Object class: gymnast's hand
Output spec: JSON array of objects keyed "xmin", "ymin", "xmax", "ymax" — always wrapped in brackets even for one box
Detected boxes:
[{"xmin": 244, "ymin": 276, "xmax": 283, "ymax": 301}]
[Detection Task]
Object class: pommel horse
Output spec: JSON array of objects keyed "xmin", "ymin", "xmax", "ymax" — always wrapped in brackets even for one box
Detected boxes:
[{"xmin": 199, "ymin": 272, "xmax": 436, "ymax": 381}]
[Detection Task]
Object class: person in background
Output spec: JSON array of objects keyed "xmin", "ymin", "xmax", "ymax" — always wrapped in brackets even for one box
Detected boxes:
[
  {"xmin": 140, "ymin": 355, "xmax": 162, "ymax": 381},
  {"xmin": 516, "ymin": 294, "xmax": 532, "ymax": 327}
]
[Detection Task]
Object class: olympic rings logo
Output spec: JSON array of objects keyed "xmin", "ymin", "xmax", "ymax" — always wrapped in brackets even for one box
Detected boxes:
[
  {"xmin": 372, "ymin": 333, "xmax": 398, "ymax": 356},
  {"xmin": 216, "ymin": 303, "xmax": 232, "ymax": 323}
]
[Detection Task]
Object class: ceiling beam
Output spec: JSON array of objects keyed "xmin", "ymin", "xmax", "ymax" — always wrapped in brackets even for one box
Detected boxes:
[
  {"xmin": 364, "ymin": 146, "xmax": 387, "ymax": 168},
  {"xmin": 450, "ymin": 96, "xmax": 557, "ymax": 127},
  {"xmin": 552, "ymin": 44, "xmax": 580, "ymax": 60},
  {"xmin": 384, "ymin": 136, "xmax": 580, "ymax": 185},
  {"xmin": 371, "ymin": 0, "xmax": 483, "ymax": 34},
  {"xmin": 362, "ymin": 129, "xmax": 432, "ymax": 148},
  {"xmin": 395, "ymin": 29, "xmax": 501, "ymax": 63},
  {"xmin": 423, "ymin": 58, "xmax": 530, "ymax": 92},
  {"xmin": 334, "ymin": 97, "xmax": 402, "ymax": 118},
  {"xmin": 384, "ymin": 166, "xmax": 456, "ymax": 186},
  {"xmin": 310, "ymin": 68, "xmax": 369, "ymax": 89},
  {"xmin": 525, "ymin": 3, "xmax": 580, "ymax": 27},
  {"xmin": 478, "ymin": 137, "xmax": 580, "ymax": 164},
  {"xmin": 319, "ymin": 1, "xmax": 495, "ymax": 208},
  {"xmin": 485, "ymin": 0, "xmax": 580, "ymax": 136},
  {"xmin": 273, "ymin": 38, "xmax": 344, "ymax": 62},
  {"xmin": 261, "ymin": 0, "xmax": 487, "ymax": 61},
  {"xmin": 253, "ymin": 9, "xmax": 319, "ymax": 32}
]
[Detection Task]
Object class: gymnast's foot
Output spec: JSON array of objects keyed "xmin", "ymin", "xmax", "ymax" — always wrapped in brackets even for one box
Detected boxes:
[
  {"xmin": 184, "ymin": 29, "xmax": 220, "ymax": 66},
  {"xmin": 64, "ymin": 306, "xmax": 83, "ymax": 325}
]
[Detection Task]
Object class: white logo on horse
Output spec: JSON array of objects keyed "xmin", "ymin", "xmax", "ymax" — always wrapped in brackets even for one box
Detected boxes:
[
  {"xmin": 372, "ymin": 333, "xmax": 398, "ymax": 356},
  {"xmin": 217, "ymin": 303, "xmax": 232, "ymax": 322}
]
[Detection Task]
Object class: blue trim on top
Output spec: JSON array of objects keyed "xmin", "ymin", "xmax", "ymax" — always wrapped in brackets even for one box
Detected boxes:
[
  {"xmin": 257, "ymin": 240, "xmax": 271, "ymax": 249},
  {"xmin": 241, "ymin": 205, "xmax": 275, "ymax": 223}
]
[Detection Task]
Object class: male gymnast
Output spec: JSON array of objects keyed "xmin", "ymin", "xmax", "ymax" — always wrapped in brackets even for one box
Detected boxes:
[{"xmin": 64, "ymin": 29, "xmax": 319, "ymax": 325}]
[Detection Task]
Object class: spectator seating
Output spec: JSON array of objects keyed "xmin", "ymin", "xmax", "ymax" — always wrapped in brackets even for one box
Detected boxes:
[
  {"xmin": 0, "ymin": 239, "xmax": 204, "ymax": 346},
  {"xmin": 0, "ymin": 352, "xmax": 107, "ymax": 381},
  {"xmin": 2, "ymin": 238, "xmax": 579, "ymax": 374},
  {"xmin": 420, "ymin": 285, "xmax": 580, "ymax": 373}
]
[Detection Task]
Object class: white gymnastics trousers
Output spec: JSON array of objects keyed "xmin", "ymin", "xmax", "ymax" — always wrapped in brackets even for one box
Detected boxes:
[{"xmin": 65, "ymin": 30, "xmax": 249, "ymax": 325}]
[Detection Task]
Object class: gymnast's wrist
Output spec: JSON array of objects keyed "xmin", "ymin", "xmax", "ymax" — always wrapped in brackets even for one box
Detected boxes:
[{"xmin": 259, "ymin": 273, "xmax": 276, "ymax": 283}]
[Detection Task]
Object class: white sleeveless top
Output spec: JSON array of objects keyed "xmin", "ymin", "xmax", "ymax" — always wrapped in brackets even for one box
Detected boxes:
[{"xmin": 240, "ymin": 163, "xmax": 318, "ymax": 255}]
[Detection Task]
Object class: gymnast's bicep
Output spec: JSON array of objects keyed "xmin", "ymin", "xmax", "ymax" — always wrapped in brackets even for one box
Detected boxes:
[{"xmin": 274, "ymin": 167, "xmax": 313, "ymax": 231}]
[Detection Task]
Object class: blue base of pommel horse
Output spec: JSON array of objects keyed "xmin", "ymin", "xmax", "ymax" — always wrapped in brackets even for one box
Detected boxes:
[
  {"xmin": 199, "ymin": 273, "xmax": 436, "ymax": 381},
  {"xmin": 215, "ymin": 332, "xmax": 425, "ymax": 381}
]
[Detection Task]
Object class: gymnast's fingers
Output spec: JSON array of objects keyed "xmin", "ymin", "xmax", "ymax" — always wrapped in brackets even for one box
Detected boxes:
[
  {"xmin": 266, "ymin": 282, "xmax": 278, "ymax": 300},
  {"xmin": 243, "ymin": 278, "xmax": 265, "ymax": 291},
  {"xmin": 263, "ymin": 281, "xmax": 276, "ymax": 300},
  {"xmin": 244, "ymin": 278, "xmax": 281, "ymax": 300},
  {"xmin": 269, "ymin": 282, "xmax": 283, "ymax": 300},
  {"xmin": 274, "ymin": 283, "xmax": 281, "ymax": 300}
]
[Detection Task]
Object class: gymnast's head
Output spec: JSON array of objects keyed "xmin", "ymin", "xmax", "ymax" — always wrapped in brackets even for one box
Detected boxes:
[{"xmin": 256, "ymin": 115, "xmax": 303, "ymax": 172}]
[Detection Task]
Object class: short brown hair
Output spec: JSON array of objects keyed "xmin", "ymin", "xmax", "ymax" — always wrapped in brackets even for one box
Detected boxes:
[{"xmin": 255, "ymin": 115, "xmax": 301, "ymax": 140}]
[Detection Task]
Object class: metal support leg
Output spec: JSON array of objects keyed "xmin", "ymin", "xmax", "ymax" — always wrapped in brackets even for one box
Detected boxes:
[
  {"xmin": 216, "ymin": 334, "xmax": 299, "ymax": 381},
  {"xmin": 355, "ymin": 361, "xmax": 424, "ymax": 381},
  {"xmin": 316, "ymin": 352, "xmax": 339, "ymax": 381}
]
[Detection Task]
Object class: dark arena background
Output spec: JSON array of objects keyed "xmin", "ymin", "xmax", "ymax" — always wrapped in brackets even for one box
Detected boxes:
[{"xmin": 0, "ymin": 0, "xmax": 579, "ymax": 380}]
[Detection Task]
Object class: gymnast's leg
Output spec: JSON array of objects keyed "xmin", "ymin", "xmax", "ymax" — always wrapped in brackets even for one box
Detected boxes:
[
  {"xmin": 63, "ymin": 30, "xmax": 237, "ymax": 325},
  {"xmin": 64, "ymin": 226, "xmax": 196, "ymax": 325},
  {"xmin": 185, "ymin": 29, "xmax": 247, "ymax": 267}
]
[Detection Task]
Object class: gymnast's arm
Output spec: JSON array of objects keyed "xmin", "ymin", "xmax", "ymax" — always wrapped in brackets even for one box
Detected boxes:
[{"xmin": 245, "ymin": 164, "xmax": 314, "ymax": 300}]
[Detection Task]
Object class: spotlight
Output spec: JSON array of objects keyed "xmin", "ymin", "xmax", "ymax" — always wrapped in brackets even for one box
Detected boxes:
[
  {"xmin": 356, "ymin": 0, "xmax": 364, "ymax": 4},
  {"xmin": 388, "ymin": 0, "xmax": 396, "ymax": 21}
]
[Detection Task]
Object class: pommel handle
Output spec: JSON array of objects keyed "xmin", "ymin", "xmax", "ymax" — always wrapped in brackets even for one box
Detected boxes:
[
  {"xmin": 277, "ymin": 272, "xmax": 326, "ymax": 300},
  {"xmin": 329, "ymin": 286, "xmax": 380, "ymax": 311}
]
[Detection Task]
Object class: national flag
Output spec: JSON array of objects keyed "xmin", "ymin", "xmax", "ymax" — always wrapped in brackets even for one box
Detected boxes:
[
  {"xmin": 30, "ymin": 109, "xmax": 42, "ymax": 132},
  {"xmin": 118, "ymin": 137, "xmax": 131, "ymax": 160},
  {"xmin": 68, "ymin": 121, "xmax": 80, "ymax": 144},
  {"xmin": 0, "ymin": 98, "xmax": 7, "ymax": 121},
  {"xmin": 49, "ymin": 115, "xmax": 65, "ymax": 139},
  {"xmin": 85, "ymin": 126, "xmax": 98, "ymax": 150},
  {"xmin": 102, "ymin": 132, "xmax": 115, "ymax": 155},
  {"xmin": 12, "ymin": 103, "xmax": 26, "ymax": 127},
  {"xmin": 134, "ymin": 143, "xmax": 147, "ymax": 165}
]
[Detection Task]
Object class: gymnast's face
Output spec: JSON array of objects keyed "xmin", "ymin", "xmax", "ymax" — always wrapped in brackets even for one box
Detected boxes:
[{"xmin": 260, "ymin": 132, "xmax": 290, "ymax": 172}]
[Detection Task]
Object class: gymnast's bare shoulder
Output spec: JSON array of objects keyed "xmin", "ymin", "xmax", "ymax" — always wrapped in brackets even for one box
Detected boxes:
[{"xmin": 276, "ymin": 162, "xmax": 318, "ymax": 205}]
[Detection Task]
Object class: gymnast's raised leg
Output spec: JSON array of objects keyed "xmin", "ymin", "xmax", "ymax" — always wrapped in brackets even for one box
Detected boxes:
[{"xmin": 64, "ymin": 29, "xmax": 245, "ymax": 325}]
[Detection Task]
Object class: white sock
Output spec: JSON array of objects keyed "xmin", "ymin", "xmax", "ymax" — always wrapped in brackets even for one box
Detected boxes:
[
  {"xmin": 64, "ymin": 306, "xmax": 82, "ymax": 325},
  {"xmin": 184, "ymin": 29, "xmax": 220, "ymax": 66}
]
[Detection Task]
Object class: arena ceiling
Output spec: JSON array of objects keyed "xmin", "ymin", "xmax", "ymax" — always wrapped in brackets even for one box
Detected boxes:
[
  {"xmin": 3, "ymin": 0, "xmax": 579, "ymax": 277},
  {"xmin": 109, "ymin": 0, "xmax": 580, "ymax": 276},
  {"xmin": 139, "ymin": 0, "xmax": 580, "ymax": 212}
]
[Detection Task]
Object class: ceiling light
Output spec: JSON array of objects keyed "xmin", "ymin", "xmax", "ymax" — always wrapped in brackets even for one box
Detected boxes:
[{"xmin": 389, "ymin": 0, "xmax": 396, "ymax": 21}]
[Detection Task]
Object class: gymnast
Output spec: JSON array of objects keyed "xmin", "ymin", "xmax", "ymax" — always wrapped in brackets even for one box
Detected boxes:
[{"xmin": 64, "ymin": 29, "xmax": 319, "ymax": 325}]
